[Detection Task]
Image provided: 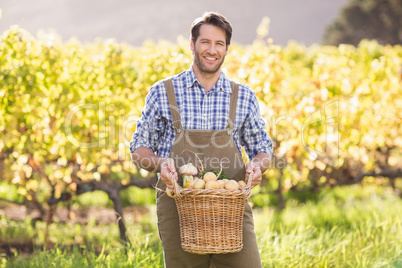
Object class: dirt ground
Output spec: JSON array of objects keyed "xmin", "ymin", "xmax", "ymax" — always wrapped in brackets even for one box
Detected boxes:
[
  {"xmin": 0, "ymin": 202, "xmax": 150, "ymax": 225},
  {"xmin": 0, "ymin": 202, "xmax": 151, "ymax": 257}
]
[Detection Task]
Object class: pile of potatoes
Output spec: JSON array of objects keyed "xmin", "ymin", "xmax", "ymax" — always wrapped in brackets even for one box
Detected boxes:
[
  {"xmin": 188, "ymin": 172, "xmax": 246, "ymax": 191},
  {"xmin": 178, "ymin": 163, "xmax": 246, "ymax": 191}
]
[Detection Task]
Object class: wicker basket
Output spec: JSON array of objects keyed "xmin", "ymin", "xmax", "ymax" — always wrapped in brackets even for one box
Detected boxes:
[{"xmin": 168, "ymin": 172, "xmax": 253, "ymax": 255}]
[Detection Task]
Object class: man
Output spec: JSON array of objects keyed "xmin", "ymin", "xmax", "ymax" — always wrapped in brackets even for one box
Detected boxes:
[{"xmin": 130, "ymin": 12, "xmax": 272, "ymax": 268}]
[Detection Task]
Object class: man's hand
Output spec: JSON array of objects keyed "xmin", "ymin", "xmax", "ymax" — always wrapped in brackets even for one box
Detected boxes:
[
  {"xmin": 160, "ymin": 158, "xmax": 178, "ymax": 189},
  {"xmin": 131, "ymin": 147, "xmax": 178, "ymax": 189},
  {"xmin": 245, "ymin": 152, "xmax": 271, "ymax": 188},
  {"xmin": 245, "ymin": 161, "xmax": 262, "ymax": 188}
]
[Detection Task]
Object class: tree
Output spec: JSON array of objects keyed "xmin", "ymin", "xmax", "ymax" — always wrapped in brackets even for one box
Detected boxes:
[
  {"xmin": 1, "ymin": 26, "xmax": 401, "ymax": 244},
  {"xmin": 0, "ymin": 27, "xmax": 174, "ymax": 242},
  {"xmin": 323, "ymin": 0, "xmax": 402, "ymax": 46}
]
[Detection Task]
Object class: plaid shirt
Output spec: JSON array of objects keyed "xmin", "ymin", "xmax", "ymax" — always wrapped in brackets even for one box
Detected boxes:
[{"xmin": 130, "ymin": 66, "xmax": 273, "ymax": 160}]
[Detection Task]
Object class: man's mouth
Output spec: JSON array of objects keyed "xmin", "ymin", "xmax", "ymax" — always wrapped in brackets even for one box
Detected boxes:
[{"xmin": 204, "ymin": 56, "xmax": 217, "ymax": 61}]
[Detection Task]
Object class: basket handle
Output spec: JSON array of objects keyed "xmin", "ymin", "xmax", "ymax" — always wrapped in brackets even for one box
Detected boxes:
[
  {"xmin": 168, "ymin": 172, "xmax": 181, "ymax": 198},
  {"xmin": 242, "ymin": 170, "xmax": 254, "ymax": 198},
  {"xmin": 246, "ymin": 170, "xmax": 254, "ymax": 189}
]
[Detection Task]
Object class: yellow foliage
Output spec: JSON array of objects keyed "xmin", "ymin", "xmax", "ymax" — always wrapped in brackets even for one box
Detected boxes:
[{"xmin": 0, "ymin": 26, "xmax": 401, "ymax": 195}]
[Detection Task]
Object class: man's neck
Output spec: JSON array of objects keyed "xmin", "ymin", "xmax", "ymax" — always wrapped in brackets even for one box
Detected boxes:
[{"xmin": 192, "ymin": 66, "xmax": 221, "ymax": 93}]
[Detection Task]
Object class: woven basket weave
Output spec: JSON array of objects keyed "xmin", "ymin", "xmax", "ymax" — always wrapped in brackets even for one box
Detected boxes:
[{"xmin": 168, "ymin": 173, "xmax": 253, "ymax": 255}]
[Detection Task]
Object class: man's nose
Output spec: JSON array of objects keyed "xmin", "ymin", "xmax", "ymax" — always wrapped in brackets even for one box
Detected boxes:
[{"xmin": 207, "ymin": 44, "xmax": 217, "ymax": 54}]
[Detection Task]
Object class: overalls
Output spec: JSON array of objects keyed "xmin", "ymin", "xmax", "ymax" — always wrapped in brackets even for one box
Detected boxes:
[{"xmin": 155, "ymin": 79, "xmax": 262, "ymax": 268}]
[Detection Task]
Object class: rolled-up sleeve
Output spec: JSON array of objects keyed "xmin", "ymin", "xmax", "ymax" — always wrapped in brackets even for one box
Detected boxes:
[
  {"xmin": 129, "ymin": 87, "xmax": 166, "ymax": 154},
  {"xmin": 240, "ymin": 95, "xmax": 273, "ymax": 160}
]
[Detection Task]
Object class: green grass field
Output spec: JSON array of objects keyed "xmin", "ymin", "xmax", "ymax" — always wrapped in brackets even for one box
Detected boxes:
[{"xmin": 1, "ymin": 184, "xmax": 401, "ymax": 268}]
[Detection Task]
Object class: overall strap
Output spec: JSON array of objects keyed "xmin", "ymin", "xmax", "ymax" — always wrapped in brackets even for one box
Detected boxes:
[
  {"xmin": 227, "ymin": 81, "xmax": 239, "ymax": 131},
  {"xmin": 163, "ymin": 79, "xmax": 183, "ymax": 133}
]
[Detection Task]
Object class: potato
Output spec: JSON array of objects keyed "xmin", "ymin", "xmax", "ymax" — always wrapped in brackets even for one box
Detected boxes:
[
  {"xmin": 217, "ymin": 180, "xmax": 226, "ymax": 189},
  {"xmin": 188, "ymin": 180, "xmax": 196, "ymax": 189},
  {"xmin": 193, "ymin": 179, "xmax": 206, "ymax": 189},
  {"xmin": 205, "ymin": 180, "xmax": 219, "ymax": 189},
  {"xmin": 238, "ymin": 180, "xmax": 247, "ymax": 190},
  {"xmin": 225, "ymin": 180, "xmax": 239, "ymax": 191},
  {"xmin": 203, "ymin": 172, "xmax": 217, "ymax": 182}
]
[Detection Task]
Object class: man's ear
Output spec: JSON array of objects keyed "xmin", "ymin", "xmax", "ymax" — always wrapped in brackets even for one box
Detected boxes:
[
  {"xmin": 190, "ymin": 40, "xmax": 195, "ymax": 53},
  {"xmin": 225, "ymin": 44, "xmax": 230, "ymax": 55}
]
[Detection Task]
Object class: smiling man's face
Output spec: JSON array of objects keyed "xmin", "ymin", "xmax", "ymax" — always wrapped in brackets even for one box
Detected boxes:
[{"xmin": 191, "ymin": 24, "xmax": 229, "ymax": 75}]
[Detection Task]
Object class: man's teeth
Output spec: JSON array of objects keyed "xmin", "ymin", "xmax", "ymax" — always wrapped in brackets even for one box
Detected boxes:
[{"xmin": 205, "ymin": 57, "xmax": 216, "ymax": 60}]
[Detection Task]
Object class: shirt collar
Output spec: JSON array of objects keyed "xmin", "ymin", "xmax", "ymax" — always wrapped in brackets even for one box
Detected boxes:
[{"xmin": 186, "ymin": 66, "xmax": 232, "ymax": 94}]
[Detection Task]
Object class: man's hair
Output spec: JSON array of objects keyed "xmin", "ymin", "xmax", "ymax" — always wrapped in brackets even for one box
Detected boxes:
[{"xmin": 190, "ymin": 12, "xmax": 233, "ymax": 46}]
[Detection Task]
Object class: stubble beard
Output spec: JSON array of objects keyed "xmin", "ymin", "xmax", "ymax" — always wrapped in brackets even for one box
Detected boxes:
[{"xmin": 193, "ymin": 49, "xmax": 225, "ymax": 75}]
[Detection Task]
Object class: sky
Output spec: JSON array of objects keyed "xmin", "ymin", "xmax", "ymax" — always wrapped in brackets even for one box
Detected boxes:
[{"xmin": 0, "ymin": 0, "xmax": 349, "ymax": 46}]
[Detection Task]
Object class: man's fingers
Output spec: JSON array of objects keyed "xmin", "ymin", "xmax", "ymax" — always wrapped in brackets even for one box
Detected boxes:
[
  {"xmin": 160, "ymin": 158, "xmax": 179, "ymax": 190},
  {"xmin": 168, "ymin": 160, "xmax": 176, "ymax": 173},
  {"xmin": 162, "ymin": 158, "xmax": 178, "ymax": 180},
  {"xmin": 246, "ymin": 167, "xmax": 262, "ymax": 189}
]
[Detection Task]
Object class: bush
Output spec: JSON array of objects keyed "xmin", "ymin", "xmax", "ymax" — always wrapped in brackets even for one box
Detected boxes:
[{"xmin": 0, "ymin": 26, "xmax": 401, "ymax": 208}]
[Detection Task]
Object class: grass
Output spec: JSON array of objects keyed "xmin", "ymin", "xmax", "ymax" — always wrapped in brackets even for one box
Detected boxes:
[
  {"xmin": 1, "ymin": 184, "xmax": 401, "ymax": 267},
  {"xmin": 255, "ymin": 185, "xmax": 402, "ymax": 267}
]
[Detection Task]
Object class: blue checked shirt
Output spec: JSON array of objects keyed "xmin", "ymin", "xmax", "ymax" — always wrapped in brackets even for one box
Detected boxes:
[{"xmin": 130, "ymin": 67, "xmax": 273, "ymax": 160}]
